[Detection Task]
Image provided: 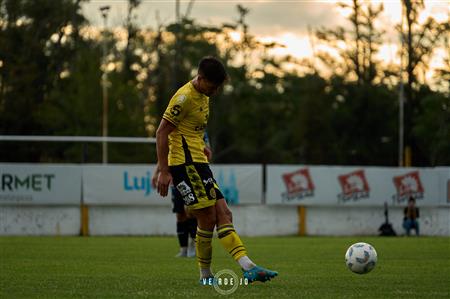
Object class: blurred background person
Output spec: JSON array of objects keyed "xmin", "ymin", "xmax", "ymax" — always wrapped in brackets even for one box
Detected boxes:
[{"xmin": 403, "ymin": 197, "xmax": 420, "ymax": 236}]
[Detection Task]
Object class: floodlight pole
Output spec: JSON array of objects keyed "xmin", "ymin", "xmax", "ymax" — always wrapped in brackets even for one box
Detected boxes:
[
  {"xmin": 172, "ymin": 0, "xmax": 181, "ymax": 91},
  {"xmin": 100, "ymin": 6, "xmax": 110, "ymax": 164},
  {"xmin": 398, "ymin": 4, "xmax": 405, "ymax": 167},
  {"xmin": 399, "ymin": 78, "xmax": 405, "ymax": 167}
]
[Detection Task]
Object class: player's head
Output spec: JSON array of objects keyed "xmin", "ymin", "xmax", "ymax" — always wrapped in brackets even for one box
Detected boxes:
[
  {"xmin": 408, "ymin": 196, "xmax": 416, "ymax": 206},
  {"xmin": 197, "ymin": 56, "xmax": 228, "ymax": 96}
]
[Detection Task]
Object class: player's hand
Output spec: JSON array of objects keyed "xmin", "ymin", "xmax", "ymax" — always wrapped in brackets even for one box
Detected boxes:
[
  {"xmin": 151, "ymin": 167, "xmax": 160, "ymax": 189},
  {"xmin": 157, "ymin": 170, "xmax": 172, "ymax": 197},
  {"xmin": 204, "ymin": 146, "xmax": 212, "ymax": 162}
]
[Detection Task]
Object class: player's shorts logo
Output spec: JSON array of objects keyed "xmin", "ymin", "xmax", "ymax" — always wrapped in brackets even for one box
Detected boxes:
[
  {"xmin": 176, "ymin": 181, "xmax": 192, "ymax": 196},
  {"xmin": 176, "ymin": 181, "xmax": 196, "ymax": 205},
  {"xmin": 202, "ymin": 178, "xmax": 215, "ymax": 185},
  {"xmin": 182, "ymin": 193, "xmax": 195, "ymax": 205},
  {"xmin": 209, "ymin": 188, "xmax": 216, "ymax": 199}
]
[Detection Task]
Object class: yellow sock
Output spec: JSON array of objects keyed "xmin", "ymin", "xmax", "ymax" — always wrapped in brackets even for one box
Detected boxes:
[
  {"xmin": 196, "ymin": 228, "xmax": 213, "ymax": 270},
  {"xmin": 217, "ymin": 224, "xmax": 248, "ymax": 261}
]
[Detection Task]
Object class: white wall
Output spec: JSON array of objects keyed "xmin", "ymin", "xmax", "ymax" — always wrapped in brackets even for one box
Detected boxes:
[
  {"xmin": 306, "ymin": 206, "xmax": 450, "ymax": 236},
  {"xmin": 0, "ymin": 206, "xmax": 80, "ymax": 235},
  {"xmin": 1, "ymin": 205, "xmax": 448, "ymax": 236},
  {"xmin": 88, "ymin": 206, "xmax": 174, "ymax": 235},
  {"xmin": 82, "ymin": 205, "xmax": 450, "ymax": 236},
  {"xmin": 87, "ymin": 205, "xmax": 298, "ymax": 236},
  {"xmin": 231, "ymin": 205, "xmax": 298, "ymax": 236}
]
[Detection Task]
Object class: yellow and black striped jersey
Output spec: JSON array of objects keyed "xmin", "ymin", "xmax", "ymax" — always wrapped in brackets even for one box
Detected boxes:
[{"xmin": 163, "ymin": 81, "xmax": 209, "ymax": 166}]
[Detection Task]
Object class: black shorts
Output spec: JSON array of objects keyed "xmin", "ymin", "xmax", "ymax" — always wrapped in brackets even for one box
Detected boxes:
[
  {"xmin": 171, "ymin": 187, "xmax": 185, "ymax": 214},
  {"xmin": 169, "ymin": 163, "xmax": 224, "ymax": 210}
]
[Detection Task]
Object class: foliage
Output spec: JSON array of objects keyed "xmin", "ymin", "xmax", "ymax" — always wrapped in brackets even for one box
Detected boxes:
[{"xmin": 0, "ymin": 1, "xmax": 448, "ymax": 165}]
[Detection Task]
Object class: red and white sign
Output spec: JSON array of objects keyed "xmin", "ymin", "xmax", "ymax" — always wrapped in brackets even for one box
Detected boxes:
[
  {"xmin": 337, "ymin": 170, "xmax": 370, "ymax": 202},
  {"xmin": 392, "ymin": 171, "xmax": 424, "ymax": 203},
  {"xmin": 266, "ymin": 165, "xmax": 446, "ymax": 206},
  {"xmin": 281, "ymin": 168, "xmax": 315, "ymax": 202}
]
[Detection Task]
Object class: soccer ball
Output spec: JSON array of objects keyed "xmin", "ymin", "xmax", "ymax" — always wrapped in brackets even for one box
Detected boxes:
[{"xmin": 345, "ymin": 242, "xmax": 377, "ymax": 274}]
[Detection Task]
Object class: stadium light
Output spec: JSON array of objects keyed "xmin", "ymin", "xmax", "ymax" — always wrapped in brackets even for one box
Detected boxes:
[
  {"xmin": 398, "ymin": 4, "xmax": 405, "ymax": 167},
  {"xmin": 99, "ymin": 5, "xmax": 110, "ymax": 164}
]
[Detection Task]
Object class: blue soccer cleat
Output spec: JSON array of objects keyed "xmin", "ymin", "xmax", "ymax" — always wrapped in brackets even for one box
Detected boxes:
[{"xmin": 243, "ymin": 266, "xmax": 278, "ymax": 283}]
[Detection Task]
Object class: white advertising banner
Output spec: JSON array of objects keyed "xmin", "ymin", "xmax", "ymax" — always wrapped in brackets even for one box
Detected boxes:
[
  {"xmin": 210, "ymin": 164, "xmax": 262, "ymax": 205},
  {"xmin": 83, "ymin": 164, "xmax": 262, "ymax": 205},
  {"xmin": 266, "ymin": 165, "xmax": 445, "ymax": 206},
  {"xmin": 0, "ymin": 164, "xmax": 81, "ymax": 205},
  {"xmin": 83, "ymin": 165, "xmax": 167, "ymax": 205}
]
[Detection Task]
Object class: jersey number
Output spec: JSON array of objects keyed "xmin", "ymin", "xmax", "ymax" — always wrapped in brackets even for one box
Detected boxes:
[{"xmin": 171, "ymin": 105, "xmax": 181, "ymax": 116}]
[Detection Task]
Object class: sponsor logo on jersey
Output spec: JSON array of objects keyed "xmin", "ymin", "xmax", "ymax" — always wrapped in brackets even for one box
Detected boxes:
[{"xmin": 176, "ymin": 94, "xmax": 187, "ymax": 104}]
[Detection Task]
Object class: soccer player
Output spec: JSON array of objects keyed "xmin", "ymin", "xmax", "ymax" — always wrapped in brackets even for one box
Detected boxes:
[
  {"xmin": 173, "ymin": 133, "xmax": 211, "ymax": 258},
  {"xmin": 152, "ymin": 56, "xmax": 278, "ymax": 283}
]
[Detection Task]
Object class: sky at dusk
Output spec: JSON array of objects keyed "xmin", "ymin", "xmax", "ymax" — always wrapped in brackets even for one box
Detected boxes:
[
  {"xmin": 82, "ymin": 1, "xmax": 448, "ymax": 36},
  {"xmin": 82, "ymin": 0, "xmax": 449, "ymax": 78}
]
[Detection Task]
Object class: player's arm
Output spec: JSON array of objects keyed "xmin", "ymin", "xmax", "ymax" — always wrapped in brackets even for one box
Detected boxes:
[
  {"xmin": 204, "ymin": 146, "xmax": 212, "ymax": 162},
  {"xmin": 203, "ymin": 131, "xmax": 212, "ymax": 161},
  {"xmin": 154, "ymin": 118, "xmax": 176, "ymax": 197}
]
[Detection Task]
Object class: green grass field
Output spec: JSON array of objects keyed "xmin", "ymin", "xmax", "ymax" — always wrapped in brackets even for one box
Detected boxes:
[{"xmin": 1, "ymin": 236, "xmax": 449, "ymax": 298}]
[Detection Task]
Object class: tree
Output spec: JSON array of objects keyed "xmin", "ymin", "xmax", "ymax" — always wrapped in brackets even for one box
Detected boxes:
[
  {"xmin": 312, "ymin": 1, "xmax": 398, "ymax": 165},
  {"xmin": 412, "ymin": 89, "xmax": 450, "ymax": 165},
  {"xmin": 399, "ymin": 0, "xmax": 448, "ymax": 165},
  {"xmin": 316, "ymin": 0, "xmax": 384, "ymax": 84},
  {"xmin": 328, "ymin": 79, "xmax": 398, "ymax": 165},
  {"xmin": 0, "ymin": 0, "xmax": 87, "ymax": 161}
]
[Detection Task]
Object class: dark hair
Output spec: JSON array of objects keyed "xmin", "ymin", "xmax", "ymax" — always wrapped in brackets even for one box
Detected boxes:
[
  {"xmin": 408, "ymin": 196, "xmax": 415, "ymax": 203},
  {"xmin": 198, "ymin": 56, "xmax": 228, "ymax": 85}
]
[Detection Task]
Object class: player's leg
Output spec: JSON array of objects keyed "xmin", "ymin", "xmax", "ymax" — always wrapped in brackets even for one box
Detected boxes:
[
  {"xmin": 191, "ymin": 205, "xmax": 216, "ymax": 280},
  {"xmin": 176, "ymin": 163, "xmax": 218, "ymax": 279},
  {"xmin": 402, "ymin": 219, "xmax": 407, "ymax": 235},
  {"xmin": 414, "ymin": 220, "xmax": 419, "ymax": 236},
  {"xmin": 215, "ymin": 198, "xmax": 253, "ymax": 268},
  {"xmin": 185, "ymin": 208, "xmax": 197, "ymax": 257},
  {"xmin": 175, "ymin": 211, "xmax": 189, "ymax": 257},
  {"xmin": 404, "ymin": 219, "xmax": 412, "ymax": 236},
  {"xmin": 172, "ymin": 187, "xmax": 190, "ymax": 257},
  {"xmin": 215, "ymin": 198, "xmax": 278, "ymax": 283},
  {"xmin": 193, "ymin": 163, "xmax": 278, "ymax": 283},
  {"xmin": 186, "ymin": 209, "xmax": 198, "ymax": 239}
]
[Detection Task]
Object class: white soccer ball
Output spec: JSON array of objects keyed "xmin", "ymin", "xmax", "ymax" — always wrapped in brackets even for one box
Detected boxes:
[{"xmin": 345, "ymin": 242, "xmax": 377, "ymax": 274}]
